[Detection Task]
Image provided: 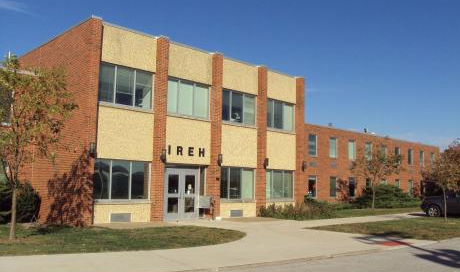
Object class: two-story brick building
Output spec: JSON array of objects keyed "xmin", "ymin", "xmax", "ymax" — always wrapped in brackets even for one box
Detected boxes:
[{"xmin": 16, "ymin": 16, "xmax": 438, "ymax": 225}]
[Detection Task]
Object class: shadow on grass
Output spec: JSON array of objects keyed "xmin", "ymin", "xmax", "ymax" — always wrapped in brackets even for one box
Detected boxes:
[{"xmin": 354, "ymin": 235, "xmax": 460, "ymax": 269}]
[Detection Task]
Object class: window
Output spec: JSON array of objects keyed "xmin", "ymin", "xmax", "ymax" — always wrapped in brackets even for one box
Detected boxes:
[
  {"xmin": 395, "ymin": 179, "xmax": 400, "ymax": 188},
  {"xmin": 394, "ymin": 147, "xmax": 400, "ymax": 156},
  {"xmin": 308, "ymin": 134, "xmax": 317, "ymax": 157},
  {"xmin": 330, "ymin": 177, "xmax": 337, "ymax": 197},
  {"xmin": 408, "ymin": 180, "xmax": 414, "ymax": 196},
  {"xmin": 408, "ymin": 149, "xmax": 413, "ymax": 165},
  {"xmin": 220, "ymin": 168, "xmax": 254, "ymax": 201},
  {"xmin": 381, "ymin": 179, "xmax": 387, "ymax": 185},
  {"xmin": 167, "ymin": 78, "xmax": 209, "ymax": 119},
  {"xmin": 430, "ymin": 152, "xmax": 435, "ymax": 166},
  {"xmin": 0, "ymin": 86, "xmax": 12, "ymax": 124},
  {"xmin": 348, "ymin": 177, "xmax": 356, "ymax": 197},
  {"xmin": 380, "ymin": 145, "xmax": 387, "ymax": 157},
  {"xmin": 329, "ymin": 138, "xmax": 337, "ymax": 158},
  {"xmin": 365, "ymin": 142, "xmax": 372, "ymax": 160},
  {"xmin": 222, "ymin": 89, "xmax": 255, "ymax": 125},
  {"xmin": 420, "ymin": 151, "xmax": 425, "ymax": 167},
  {"xmin": 365, "ymin": 178, "xmax": 371, "ymax": 188},
  {"xmin": 98, "ymin": 63, "xmax": 153, "ymax": 109},
  {"xmin": 93, "ymin": 159, "xmax": 150, "ymax": 200},
  {"xmin": 266, "ymin": 170, "xmax": 294, "ymax": 200},
  {"xmin": 348, "ymin": 140, "xmax": 356, "ymax": 160},
  {"xmin": 267, "ymin": 99, "xmax": 294, "ymax": 131},
  {"xmin": 308, "ymin": 176, "xmax": 317, "ymax": 197}
]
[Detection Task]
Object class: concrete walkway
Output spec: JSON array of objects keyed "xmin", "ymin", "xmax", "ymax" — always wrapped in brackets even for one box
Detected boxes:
[{"xmin": 0, "ymin": 213, "xmax": 435, "ymax": 272}]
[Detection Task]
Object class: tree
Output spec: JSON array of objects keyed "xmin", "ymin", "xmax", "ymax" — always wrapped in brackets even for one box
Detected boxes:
[
  {"xmin": 423, "ymin": 140, "xmax": 460, "ymax": 222},
  {"xmin": 350, "ymin": 146, "xmax": 403, "ymax": 209},
  {"xmin": 0, "ymin": 55, "xmax": 77, "ymax": 239}
]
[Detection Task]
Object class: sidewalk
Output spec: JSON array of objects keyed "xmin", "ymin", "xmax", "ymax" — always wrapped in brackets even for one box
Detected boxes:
[{"xmin": 0, "ymin": 213, "xmax": 435, "ymax": 272}]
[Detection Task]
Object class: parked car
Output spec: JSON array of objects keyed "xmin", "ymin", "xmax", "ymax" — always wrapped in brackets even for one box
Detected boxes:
[{"xmin": 421, "ymin": 192, "xmax": 460, "ymax": 217}]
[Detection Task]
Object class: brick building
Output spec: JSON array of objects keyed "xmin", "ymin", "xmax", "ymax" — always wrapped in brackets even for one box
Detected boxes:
[{"xmin": 15, "ymin": 16, "xmax": 438, "ymax": 225}]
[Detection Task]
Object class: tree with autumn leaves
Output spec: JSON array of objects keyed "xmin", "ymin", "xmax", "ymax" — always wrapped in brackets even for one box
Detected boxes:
[{"xmin": 0, "ymin": 55, "xmax": 77, "ymax": 239}]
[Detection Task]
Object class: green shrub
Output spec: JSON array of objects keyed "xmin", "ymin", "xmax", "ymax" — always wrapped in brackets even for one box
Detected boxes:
[
  {"xmin": 260, "ymin": 199, "xmax": 334, "ymax": 220},
  {"xmin": 353, "ymin": 184, "xmax": 420, "ymax": 209},
  {"xmin": 0, "ymin": 181, "xmax": 41, "ymax": 224}
]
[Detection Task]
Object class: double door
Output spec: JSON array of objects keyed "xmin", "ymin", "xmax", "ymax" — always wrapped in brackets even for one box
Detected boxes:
[{"xmin": 164, "ymin": 168, "xmax": 199, "ymax": 220}]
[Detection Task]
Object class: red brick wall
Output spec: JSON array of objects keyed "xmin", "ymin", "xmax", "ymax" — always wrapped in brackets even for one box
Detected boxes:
[
  {"xmin": 150, "ymin": 37, "xmax": 170, "ymax": 221},
  {"xmin": 18, "ymin": 18, "xmax": 103, "ymax": 226},
  {"xmin": 207, "ymin": 53, "xmax": 224, "ymax": 218},
  {"xmin": 255, "ymin": 66, "xmax": 268, "ymax": 212},
  {"xmin": 295, "ymin": 78, "xmax": 306, "ymax": 204},
  {"xmin": 304, "ymin": 123, "xmax": 440, "ymax": 201}
]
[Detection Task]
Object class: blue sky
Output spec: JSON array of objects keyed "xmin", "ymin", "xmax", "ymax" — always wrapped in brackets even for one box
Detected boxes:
[{"xmin": 0, "ymin": 0, "xmax": 459, "ymax": 149}]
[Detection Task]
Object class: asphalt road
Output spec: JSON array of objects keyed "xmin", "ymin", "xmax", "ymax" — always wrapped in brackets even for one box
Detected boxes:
[{"xmin": 221, "ymin": 238, "xmax": 460, "ymax": 272}]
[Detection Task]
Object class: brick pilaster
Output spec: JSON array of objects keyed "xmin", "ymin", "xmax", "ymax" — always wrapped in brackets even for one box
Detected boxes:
[
  {"xmin": 295, "ymin": 77, "xmax": 306, "ymax": 204},
  {"xmin": 151, "ymin": 37, "xmax": 170, "ymax": 221},
  {"xmin": 255, "ymin": 66, "xmax": 268, "ymax": 212},
  {"xmin": 206, "ymin": 53, "xmax": 223, "ymax": 218}
]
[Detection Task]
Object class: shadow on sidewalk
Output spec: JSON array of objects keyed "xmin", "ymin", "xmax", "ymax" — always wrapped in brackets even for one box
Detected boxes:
[{"xmin": 354, "ymin": 234, "xmax": 460, "ymax": 269}]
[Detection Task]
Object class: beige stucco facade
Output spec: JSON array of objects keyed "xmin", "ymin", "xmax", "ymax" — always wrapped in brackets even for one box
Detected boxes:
[
  {"xmin": 97, "ymin": 105, "xmax": 154, "ymax": 161},
  {"xmin": 93, "ymin": 202, "xmax": 151, "ymax": 224},
  {"xmin": 220, "ymin": 202, "xmax": 257, "ymax": 218},
  {"xmin": 221, "ymin": 124, "xmax": 258, "ymax": 168},
  {"xmin": 223, "ymin": 58, "xmax": 258, "ymax": 95},
  {"xmin": 101, "ymin": 24, "xmax": 157, "ymax": 72},
  {"xmin": 266, "ymin": 131, "xmax": 296, "ymax": 170},
  {"xmin": 267, "ymin": 70, "xmax": 296, "ymax": 104},
  {"xmin": 168, "ymin": 43, "xmax": 212, "ymax": 84},
  {"xmin": 165, "ymin": 116, "xmax": 211, "ymax": 165}
]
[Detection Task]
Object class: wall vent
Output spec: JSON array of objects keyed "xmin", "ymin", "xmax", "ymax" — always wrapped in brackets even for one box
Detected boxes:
[
  {"xmin": 110, "ymin": 213, "xmax": 131, "ymax": 223},
  {"xmin": 230, "ymin": 210, "xmax": 243, "ymax": 218}
]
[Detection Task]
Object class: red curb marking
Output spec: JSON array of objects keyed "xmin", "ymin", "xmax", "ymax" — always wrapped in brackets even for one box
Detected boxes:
[{"xmin": 380, "ymin": 241, "xmax": 411, "ymax": 246}]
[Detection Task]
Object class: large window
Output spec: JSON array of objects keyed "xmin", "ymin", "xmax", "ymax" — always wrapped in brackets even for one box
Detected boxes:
[
  {"xmin": 348, "ymin": 177, "xmax": 356, "ymax": 197},
  {"xmin": 408, "ymin": 180, "xmax": 414, "ymax": 196},
  {"xmin": 329, "ymin": 138, "xmax": 337, "ymax": 158},
  {"xmin": 99, "ymin": 63, "xmax": 153, "ymax": 109},
  {"xmin": 365, "ymin": 142, "xmax": 372, "ymax": 160},
  {"xmin": 308, "ymin": 134, "xmax": 317, "ymax": 157},
  {"xmin": 308, "ymin": 176, "xmax": 317, "ymax": 197},
  {"xmin": 430, "ymin": 152, "xmax": 435, "ymax": 166},
  {"xmin": 329, "ymin": 176, "xmax": 337, "ymax": 197},
  {"xmin": 220, "ymin": 167, "xmax": 254, "ymax": 201},
  {"xmin": 348, "ymin": 140, "xmax": 356, "ymax": 160},
  {"xmin": 380, "ymin": 145, "xmax": 387, "ymax": 157},
  {"xmin": 167, "ymin": 78, "xmax": 209, "ymax": 119},
  {"xmin": 395, "ymin": 179, "xmax": 400, "ymax": 188},
  {"xmin": 93, "ymin": 159, "xmax": 150, "ymax": 200},
  {"xmin": 267, "ymin": 99, "xmax": 294, "ymax": 131},
  {"xmin": 420, "ymin": 151, "xmax": 425, "ymax": 167},
  {"xmin": 408, "ymin": 148, "xmax": 413, "ymax": 165},
  {"xmin": 222, "ymin": 89, "xmax": 255, "ymax": 125},
  {"xmin": 266, "ymin": 170, "xmax": 294, "ymax": 200}
]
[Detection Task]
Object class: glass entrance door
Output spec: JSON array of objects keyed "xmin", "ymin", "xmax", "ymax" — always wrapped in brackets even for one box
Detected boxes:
[{"xmin": 164, "ymin": 168, "xmax": 198, "ymax": 220}]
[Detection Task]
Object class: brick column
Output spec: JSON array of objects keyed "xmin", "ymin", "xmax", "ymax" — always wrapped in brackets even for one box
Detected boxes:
[
  {"xmin": 206, "ymin": 53, "xmax": 223, "ymax": 218},
  {"xmin": 295, "ymin": 77, "xmax": 306, "ymax": 204},
  {"xmin": 151, "ymin": 37, "xmax": 170, "ymax": 221},
  {"xmin": 255, "ymin": 66, "xmax": 268, "ymax": 213}
]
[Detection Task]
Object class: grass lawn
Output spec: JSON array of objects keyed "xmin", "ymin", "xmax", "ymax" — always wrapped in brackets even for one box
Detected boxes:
[
  {"xmin": 311, "ymin": 217, "xmax": 460, "ymax": 241},
  {"xmin": 331, "ymin": 207, "xmax": 421, "ymax": 218},
  {"xmin": 0, "ymin": 224, "xmax": 245, "ymax": 256}
]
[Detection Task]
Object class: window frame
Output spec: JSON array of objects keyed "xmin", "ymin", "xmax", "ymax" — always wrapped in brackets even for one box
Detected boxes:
[
  {"xmin": 266, "ymin": 98, "xmax": 295, "ymax": 132},
  {"xmin": 167, "ymin": 77, "xmax": 210, "ymax": 120},
  {"xmin": 348, "ymin": 177, "xmax": 356, "ymax": 197},
  {"xmin": 98, "ymin": 62, "xmax": 154, "ymax": 110},
  {"xmin": 308, "ymin": 134, "xmax": 318, "ymax": 157},
  {"xmin": 329, "ymin": 137, "xmax": 338, "ymax": 158},
  {"xmin": 220, "ymin": 167, "xmax": 255, "ymax": 202},
  {"xmin": 308, "ymin": 175, "xmax": 317, "ymax": 198},
  {"xmin": 222, "ymin": 89, "xmax": 256, "ymax": 126},
  {"xmin": 93, "ymin": 159, "xmax": 151, "ymax": 202},
  {"xmin": 420, "ymin": 151, "xmax": 425, "ymax": 167},
  {"xmin": 348, "ymin": 140, "xmax": 356, "ymax": 160},
  {"xmin": 408, "ymin": 148, "xmax": 413, "ymax": 165},
  {"xmin": 266, "ymin": 170, "xmax": 294, "ymax": 201},
  {"xmin": 329, "ymin": 176, "xmax": 337, "ymax": 197}
]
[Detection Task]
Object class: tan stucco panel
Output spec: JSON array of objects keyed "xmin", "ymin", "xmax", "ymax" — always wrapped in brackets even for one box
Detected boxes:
[
  {"xmin": 220, "ymin": 202, "xmax": 256, "ymax": 218},
  {"xmin": 267, "ymin": 71, "xmax": 296, "ymax": 104},
  {"xmin": 93, "ymin": 202, "xmax": 151, "ymax": 224},
  {"xmin": 266, "ymin": 131, "xmax": 296, "ymax": 170},
  {"xmin": 221, "ymin": 124, "xmax": 257, "ymax": 168},
  {"xmin": 168, "ymin": 43, "xmax": 212, "ymax": 84},
  {"xmin": 166, "ymin": 116, "xmax": 210, "ymax": 165},
  {"xmin": 102, "ymin": 24, "xmax": 156, "ymax": 72},
  {"xmin": 223, "ymin": 59, "xmax": 258, "ymax": 95},
  {"xmin": 97, "ymin": 106, "xmax": 153, "ymax": 161}
]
